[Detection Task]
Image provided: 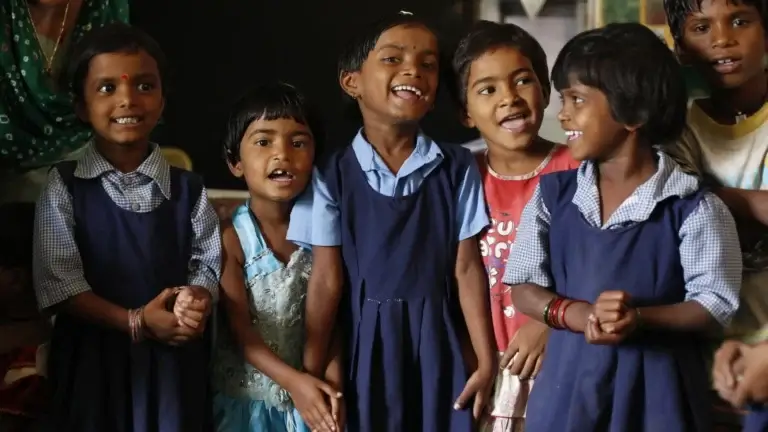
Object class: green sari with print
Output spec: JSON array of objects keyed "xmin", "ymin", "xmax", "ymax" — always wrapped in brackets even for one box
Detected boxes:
[{"xmin": 0, "ymin": 0, "xmax": 128, "ymax": 171}]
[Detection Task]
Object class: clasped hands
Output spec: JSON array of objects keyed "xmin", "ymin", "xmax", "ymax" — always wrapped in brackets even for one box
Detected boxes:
[{"xmin": 141, "ymin": 285, "xmax": 212, "ymax": 346}]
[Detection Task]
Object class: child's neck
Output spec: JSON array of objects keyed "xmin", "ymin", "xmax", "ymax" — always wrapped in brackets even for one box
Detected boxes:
[
  {"xmin": 248, "ymin": 197, "xmax": 295, "ymax": 263},
  {"xmin": 248, "ymin": 198, "xmax": 291, "ymax": 227},
  {"xmin": 486, "ymin": 136, "xmax": 554, "ymax": 177},
  {"xmin": 708, "ymin": 70, "xmax": 768, "ymax": 123},
  {"xmin": 361, "ymin": 120, "xmax": 419, "ymax": 174},
  {"xmin": 597, "ymin": 145, "xmax": 656, "ymax": 187},
  {"xmin": 94, "ymin": 137, "xmax": 150, "ymax": 173}
]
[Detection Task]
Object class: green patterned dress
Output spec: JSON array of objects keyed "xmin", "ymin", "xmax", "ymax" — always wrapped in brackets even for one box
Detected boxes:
[{"xmin": 0, "ymin": 0, "xmax": 128, "ymax": 201}]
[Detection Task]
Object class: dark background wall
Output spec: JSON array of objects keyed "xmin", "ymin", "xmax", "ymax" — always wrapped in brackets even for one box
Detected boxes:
[{"xmin": 130, "ymin": 0, "xmax": 479, "ymax": 190}]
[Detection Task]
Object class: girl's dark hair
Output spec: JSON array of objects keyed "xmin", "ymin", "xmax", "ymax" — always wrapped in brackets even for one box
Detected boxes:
[
  {"xmin": 552, "ymin": 22, "xmax": 687, "ymax": 147},
  {"xmin": 337, "ymin": 11, "xmax": 439, "ymax": 77},
  {"xmin": 664, "ymin": 0, "xmax": 767, "ymax": 44},
  {"xmin": 223, "ymin": 82, "xmax": 324, "ymax": 165},
  {"xmin": 337, "ymin": 11, "xmax": 441, "ymax": 120},
  {"xmin": 451, "ymin": 20, "xmax": 550, "ymax": 108},
  {"xmin": 65, "ymin": 23, "xmax": 169, "ymax": 103}
]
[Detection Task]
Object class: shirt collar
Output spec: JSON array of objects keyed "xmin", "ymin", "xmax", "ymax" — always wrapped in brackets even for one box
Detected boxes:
[
  {"xmin": 575, "ymin": 150, "xmax": 700, "ymax": 206},
  {"xmin": 351, "ymin": 128, "xmax": 442, "ymax": 173},
  {"xmin": 75, "ymin": 142, "xmax": 172, "ymax": 199}
]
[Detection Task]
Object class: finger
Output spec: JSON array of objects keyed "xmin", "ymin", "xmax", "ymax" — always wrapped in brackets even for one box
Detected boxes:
[
  {"xmin": 499, "ymin": 345, "xmax": 519, "ymax": 369},
  {"xmin": 595, "ymin": 299, "xmax": 625, "ymax": 313},
  {"xmin": 532, "ymin": 354, "xmax": 544, "ymax": 378},
  {"xmin": 307, "ymin": 409, "xmax": 324, "ymax": 432},
  {"xmin": 330, "ymin": 393, "xmax": 340, "ymax": 423},
  {"xmin": 453, "ymin": 379, "xmax": 476, "ymax": 409},
  {"xmin": 595, "ymin": 310, "xmax": 622, "ymax": 324},
  {"xmin": 154, "ymin": 288, "xmax": 178, "ymax": 305},
  {"xmin": 473, "ymin": 389, "xmax": 485, "ymax": 420},
  {"xmin": 507, "ymin": 352, "xmax": 525, "ymax": 376},
  {"xmin": 599, "ymin": 291, "xmax": 631, "ymax": 303},
  {"xmin": 315, "ymin": 403, "xmax": 335, "ymax": 431},
  {"xmin": 730, "ymin": 381, "xmax": 749, "ymax": 408},
  {"xmin": 178, "ymin": 309, "xmax": 205, "ymax": 324},
  {"xmin": 318, "ymin": 382, "xmax": 343, "ymax": 400},
  {"xmin": 715, "ymin": 349, "xmax": 740, "ymax": 389},
  {"xmin": 519, "ymin": 353, "xmax": 538, "ymax": 379}
]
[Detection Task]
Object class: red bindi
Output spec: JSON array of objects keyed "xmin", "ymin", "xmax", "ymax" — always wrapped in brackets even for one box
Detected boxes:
[{"xmin": 120, "ymin": 74, "xmax": 129, "ymax": 80}]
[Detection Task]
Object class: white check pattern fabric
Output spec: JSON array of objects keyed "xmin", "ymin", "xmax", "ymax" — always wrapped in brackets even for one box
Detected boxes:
[
  {"xmin": 33, "ymin": 142, "xmax": 221, "ymax": 309},
  {"xmin": 502, "ymin": 151, "xmax": 742, "ymax": 326}
]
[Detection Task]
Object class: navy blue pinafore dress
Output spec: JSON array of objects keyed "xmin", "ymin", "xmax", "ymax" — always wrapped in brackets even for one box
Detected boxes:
[
  {"xmin": 524, "ymin": 170, "xmax": 713, "ymax": 432},
  {"xmin": 745, "ymin": 406, "xmax": 768, "ymax": 432},
  {"xmin": 322, "ymin": 143, "xmax": 474, "ymax": 432},
  {"xmin": 42, "ymin": 161, "xmax": 211, "ymax": 432}
]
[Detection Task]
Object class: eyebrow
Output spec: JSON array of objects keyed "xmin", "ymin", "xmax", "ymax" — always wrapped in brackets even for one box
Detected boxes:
[
  {"xmin": 246, "ymin": 129, "xmax": 313, "ymax": 139},
  {"xmin": 93, "ymin": 72, "xmax": 158, "ymax": 82},
  {"xmin": 377, "ymin": 43, "xmax": 438, "ymax": 57},
  {"xmin": 471, "ymin": 68, "xmax": 532, "ymax": 88}
]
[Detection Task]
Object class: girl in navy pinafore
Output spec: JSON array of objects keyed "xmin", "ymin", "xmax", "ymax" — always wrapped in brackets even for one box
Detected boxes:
[
  {"xmin": 32, "ymin": 24, "xmax": 221, "ymax": 432},
  {"xmin": 288, "ymin": 11, "xmax": 497, "ymax": 432},
  {"xmin": 501, "ymin": 24, "xmax": 743, "ymax": 432}
]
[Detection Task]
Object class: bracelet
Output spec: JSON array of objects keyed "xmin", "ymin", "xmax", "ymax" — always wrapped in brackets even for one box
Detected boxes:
[
  {"xmin": 544, "ymin": 297, "xmax": 566, "ymax": 329},
  {"xmin": 561, "ymin": 300, "xmax": 586, "ymax": 331},
  {"xmin": 549, "ymin": 298, "xmax": 563, "ymax": 328},
  {"xmin": 129, "ymin": 307, "xmax": 145, "ymax": 343}
]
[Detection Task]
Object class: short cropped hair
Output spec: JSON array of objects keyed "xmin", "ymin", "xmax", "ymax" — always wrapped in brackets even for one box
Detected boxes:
[
  {"xmin": 65, "ymin": 23, "xmax": 169, "ymax": 103},
  {"xmin": 664, "ymin": 0, "xmax": 767, "ymax": 45},
  {"xmin": 451, "ymin": 20, "xmax": 550, "ymax": 107},
  {"xmin": 223, "ymin": 82, "xmax": 324, "ymax": 165},
  {"xmin": 551, "ymin": 22, "xmax": 688, "ymax": 146}
]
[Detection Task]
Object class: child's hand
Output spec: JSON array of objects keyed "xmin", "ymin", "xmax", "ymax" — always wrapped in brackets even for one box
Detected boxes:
[
  {"xmin": 288, "ymin": 373, "xmax": 342, "ymax": 432},
  {"xmin": 713, "ymin": 340, "xmax": 751, "ymax": 401},
  {"xmin": 143, "ymin": 288, "xmax": 197, "ymax": 346},
  {"xmin": 500, "ymin": 320, "xmax": 549, "ymax": 380},
  {"xmin": 594, "ymin": 291, "xmax": 639, "ymax": 336},
  {"xmin": 454, "ymin": 364, "xmax": 494, "ymax": 421},
  {"xmin": 172, "ymin": 286, "xmax": 212, "ymax": 332},
  {"xmin": 725, "ymin": 342, "xmax": 768, "ymax": 407},
  {"xmin": 584, "ymin": 311, "xmax": 638, "ymax": 345}
]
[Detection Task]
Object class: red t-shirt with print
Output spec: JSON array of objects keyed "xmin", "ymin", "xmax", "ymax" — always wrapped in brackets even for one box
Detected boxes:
[{"xmin": 478, "ymin": 145, "xmax": 579, "ymax": 353}]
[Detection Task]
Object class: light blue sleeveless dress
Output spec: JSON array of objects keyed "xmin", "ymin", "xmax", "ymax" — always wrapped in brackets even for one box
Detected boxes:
[{"xmin": 211, "ymin": 203, "xmax": 311, "ymax": 432}]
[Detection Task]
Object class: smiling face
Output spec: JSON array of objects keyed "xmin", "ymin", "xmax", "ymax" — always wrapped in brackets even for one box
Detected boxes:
[
  {"xmin": 679, "ymin": 0, "xmax": 766, "ymax": 90},
  {"xmin": 229, "ymin": 117, "xmax": 315, "ymax": 203},
  {"xmin": 77, "ymin": 49, "xmax": 164, "ymax": 149},
  {"xmin": 557, "ymin": 80, "xmax": 631, "ymax": 161},
  {"xmin": 340, "ymin": 24, "xmax": 439, "ymax": 126},
  {"xmin": 464, "ymin": 46, "xmax": 546, "ymax": 152}
]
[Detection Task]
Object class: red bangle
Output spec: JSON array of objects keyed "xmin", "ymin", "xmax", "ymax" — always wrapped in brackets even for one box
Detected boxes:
[
  {"xmin": 561, "ymin": 300, "xmax": 586, "ymax": 331},
  {"xmin": 558, "ymin": 300, "xmax": 568, "ymax": 329},
  {"xmin": 549, "ymin": 298, "xmax": 564, "ymax": 329}
]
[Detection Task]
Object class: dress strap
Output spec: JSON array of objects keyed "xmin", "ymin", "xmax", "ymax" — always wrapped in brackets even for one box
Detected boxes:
[{"xmin": 231, "ymin": 202, "xmax": 280, "ymax": 281}]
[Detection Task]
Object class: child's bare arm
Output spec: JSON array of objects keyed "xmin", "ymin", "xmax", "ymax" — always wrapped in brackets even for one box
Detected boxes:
[
  {"xmin": 455, "ymin": 236, "xmax": 495, "ymax": 371},
  {"xmin": 220, "ymin": 225, "xmax": 340, "ymax": 431},
  {"xmin": 714, "ymin": 188, "xmax": 768, "ymax": 227},
  {"xmin": 304, "ymin": 246, "xmax": 344, "ymax": 377},
  {"xmin": 219, "ymin": 224, "xmax": 300, "ymax": 386}
]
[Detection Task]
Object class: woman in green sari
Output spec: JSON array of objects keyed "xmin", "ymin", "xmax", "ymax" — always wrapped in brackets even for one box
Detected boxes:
[{"xmin": 0, "ymin": 0, "xmax": 128, "ymax": 202}]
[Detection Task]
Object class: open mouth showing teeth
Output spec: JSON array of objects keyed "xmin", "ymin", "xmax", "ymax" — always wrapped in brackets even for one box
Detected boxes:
[
  {"xmin": 565, "ymin": 130, "xmax": 583, "ymax": 141},
  {"xmin": 112, "ymin": 117, "xmax": 141, "ymax": 125},
  {"xmin": 391, "ymin": 84, "xmax": 424, "ymax": 100},
  {"xmin": 268, "ymin": 169, "xmax": 295, "ymax": 180},
  {"xmin": 499, "ymin": 114, "xmax": 527, "ymax": 131},
  {"xmin": 714, "ymin": 58, "xmax": 735, "ymax": 65}
]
